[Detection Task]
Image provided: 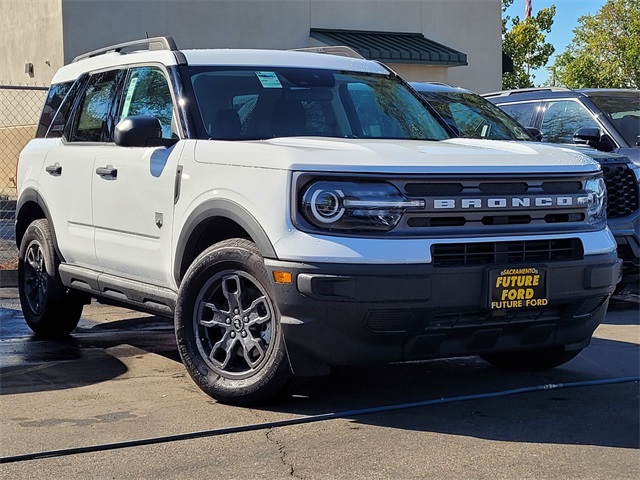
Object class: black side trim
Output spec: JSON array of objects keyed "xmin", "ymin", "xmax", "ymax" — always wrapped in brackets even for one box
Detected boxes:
[
  {"xmin": 15, "ymin": 189, "xmax": 64, "ymax": 261},
  {"xmin": 173, "ymin": 199, "xmax": 277, "ymax": 285},
  {"xmin": 59, "ymin": 264, "xmax": 176, "ymax": 317}
]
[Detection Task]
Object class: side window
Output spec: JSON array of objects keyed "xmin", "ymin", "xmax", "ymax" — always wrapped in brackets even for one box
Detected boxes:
[
  {"xmin": 70, "ymin": 70, "xmax": 121, "ymax": 142},
  {"xmin": 45, "ymin": 79, "xmax": 85, "ymax": 139},
  {"xmin": 498, "ymin": 102, "xmax": 538, "ymax": 127},
  {"xmin": 120, "ymin": 66, "xmax": 174, "ymax": 138},
  {"xmin": 36, "ymin": 82, "xmax": 73, "ymax": 138},
  {"xmin": 540, "ymin": 100, "xmax": 599, "ymax": 143}
]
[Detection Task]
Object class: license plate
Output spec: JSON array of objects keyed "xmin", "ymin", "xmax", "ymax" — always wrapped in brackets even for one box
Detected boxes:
[{"xmin": 489, "ymin": 267, "xmax": 548, "ymax": 309}]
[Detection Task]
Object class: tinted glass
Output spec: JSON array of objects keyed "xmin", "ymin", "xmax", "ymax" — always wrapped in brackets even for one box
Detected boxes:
[
  {"xmin": 189, "ymin": 67, "xmax": 450, "ymax": 141},
  {"xmin": 589, "ymin": 93, "xmax": 640, "ymax": 146},
  {"xmin": 497, "ymin": 102, "xmax": 538, "ymax": 128},
  {"xmin": 36, "ymin": 82, "xmax": 73, "ymax": 138},
  {"xmin": 71, "ymin": 70, "xmax": 121, "ymax": 142},
  {"xmin": 420, "ymin": 91, "xmax": 533, "ymax": 141},
  {"xmin": 120, "ymin": 67, "xmax": 174, "ymax": 138},
  {"xmin": 540, "ymin": 100, "xmax": 598, "ymax": 143}
]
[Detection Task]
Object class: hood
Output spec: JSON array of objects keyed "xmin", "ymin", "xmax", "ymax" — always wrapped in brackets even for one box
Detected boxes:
[{"xmin": 194, "ymin": 137, "xmax": 600, "ymax": 175}]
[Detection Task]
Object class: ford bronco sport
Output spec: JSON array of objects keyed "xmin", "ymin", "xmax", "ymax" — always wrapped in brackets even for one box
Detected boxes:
[{"xmin": 16, "ymin": 37, "xmax": 621, "ymax": 404}]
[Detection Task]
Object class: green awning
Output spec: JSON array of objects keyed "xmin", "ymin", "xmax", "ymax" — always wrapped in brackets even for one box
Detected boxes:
[{"xmin": 310, "ymin": 28, "xmax": 467, "ymax": 66}]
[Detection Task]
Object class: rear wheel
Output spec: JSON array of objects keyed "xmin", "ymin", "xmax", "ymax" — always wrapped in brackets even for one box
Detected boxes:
[
  {"xmin": 480, "ymin": 346, "xmax": 582, "ymax": 371},
  {"xmin": 18, "ymin": 219, "xmax": 84, "ymax": 337},
  {"xmin": 175, "ymin": 239, "xmax": 292, "ymax": 405}
]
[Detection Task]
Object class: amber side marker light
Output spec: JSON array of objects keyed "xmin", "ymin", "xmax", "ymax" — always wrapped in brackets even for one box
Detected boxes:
[{"xmin": 273, "ymin": 271, "xmax": 293, "ymax": 284}]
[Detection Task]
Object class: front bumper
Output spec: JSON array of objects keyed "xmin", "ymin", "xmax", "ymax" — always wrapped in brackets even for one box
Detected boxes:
[{"xmin": 266, "ymin": 252, "xmax": 622, "ymax": 374}]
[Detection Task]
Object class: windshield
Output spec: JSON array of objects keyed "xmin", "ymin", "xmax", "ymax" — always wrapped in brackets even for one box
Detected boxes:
[
  {"xmin": 588, "ymin": 93, "xmax": 640, "ymax": 146},
  {"xmin": 419, "ymin": 91, "xmax": 534, "ymax": 141},
  {"xmin": 188, "ymin": 67, "xmax": 450, "ymax": 141}
]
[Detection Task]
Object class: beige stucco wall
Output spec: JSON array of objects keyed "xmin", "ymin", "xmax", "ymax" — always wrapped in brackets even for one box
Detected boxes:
[
  {"xmin": 57, "ymin": 0, "xmax": 501, "ymax": 92},
  {"xmin": 0, "ymin": 0, "xmax": 64, "ymax": 85}
]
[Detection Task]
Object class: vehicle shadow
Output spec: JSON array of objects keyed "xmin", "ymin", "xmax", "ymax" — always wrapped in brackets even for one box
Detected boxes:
[
  {"xmin": 1, "ymin": 304, "xmax": 638, "ymax": 450},
  {"xmin": 0, "ymin": 308, "xmax": 177, "ymax": 395}
]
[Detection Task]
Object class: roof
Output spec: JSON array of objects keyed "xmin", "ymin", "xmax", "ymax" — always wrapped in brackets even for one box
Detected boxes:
[
  {"xmin": 310, "ymin": 28, "xmax": 467, "ymax": 66},
  {"xmin": 409, "ymin": 81, "xmax": 472, "ymax": 95},
  {"xmin": 53, "ymin": 36, "xmax": 391, "ymax": 84}
]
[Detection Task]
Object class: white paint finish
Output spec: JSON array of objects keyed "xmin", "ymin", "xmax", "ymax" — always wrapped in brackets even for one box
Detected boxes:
[
  {"xmin": 34, "ymin": 140, "xmax": 99, "ymax": 267},
  {"xmin": 182, "ymin": 49, "xmax": 389, "ymax": 73},
  {"xmin": 272, "ymin": 229, "xmax": 617, "ymax": 264},
  {"xmin": 193, "ymin": 137, "xmax": 598, "ymax": 174},
  {"xmin": 51, "ymin": 51, "xmax": 179, "ymax": 84},
  {"xmin": 92, "ymin": 143, "xmax": 185, "ymax": 287}
]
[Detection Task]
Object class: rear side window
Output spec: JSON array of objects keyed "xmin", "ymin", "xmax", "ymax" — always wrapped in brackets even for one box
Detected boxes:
[
  {"xmin": 70, "ymin": 70, "xmax": 122, "ymax": 142},
  {"xmin": 35, "ymin": 82, "xmax": 73, "ymax": 138},
  {"xmin": 497, "ymin": 102, "xmax": 538, "ymax": 128}
]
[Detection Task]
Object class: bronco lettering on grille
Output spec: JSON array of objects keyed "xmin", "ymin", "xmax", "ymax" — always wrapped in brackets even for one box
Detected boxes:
[{"xmin": 431, "ymin": 195, "xmax": 576, "ymax": 210}]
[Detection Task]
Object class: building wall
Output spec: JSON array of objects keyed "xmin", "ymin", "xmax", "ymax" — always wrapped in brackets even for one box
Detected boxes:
[
  {"xmin": 0, "ymin": 0, "xmax": 502, "ymax": 92},
  {"xmin": 0, "ymin": 0, "xmax": 64, "ymax": 85},
  {"xmin": 59, "ymin": 0, "xmax": 501, "ymax": 92}
]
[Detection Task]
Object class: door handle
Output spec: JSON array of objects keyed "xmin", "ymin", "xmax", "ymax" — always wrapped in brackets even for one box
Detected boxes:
[
  {"xmin": 45, "ymin": 164, "xmax": 62, "ymax": 175},
  {"xmin": 95, "ymin": 166, "xmax": 118, "ymax": 178}
]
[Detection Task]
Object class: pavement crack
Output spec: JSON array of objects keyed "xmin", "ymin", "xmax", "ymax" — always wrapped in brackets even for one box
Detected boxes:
[
  {"xmin": 249, "ymin": 409, "xmax": 303, "ymax": 479},
  {"xmin": 265, "ymin": 428, "xmax": 303, "ymax": 479}
]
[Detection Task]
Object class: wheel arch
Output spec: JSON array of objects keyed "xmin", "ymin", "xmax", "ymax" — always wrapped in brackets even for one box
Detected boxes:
[
  {"xmin": 174, "ymin": 199, "xmax": 277, "ymax": 286},
  {"xmin": 15, "ymin": 189, "xmax": 62, "ymax": 260}
]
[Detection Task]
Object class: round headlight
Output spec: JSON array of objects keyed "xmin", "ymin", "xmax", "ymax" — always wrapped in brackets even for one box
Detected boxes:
[{"xmin": 310, "ymin": 188, "xmax": 345, "ymax": 223}]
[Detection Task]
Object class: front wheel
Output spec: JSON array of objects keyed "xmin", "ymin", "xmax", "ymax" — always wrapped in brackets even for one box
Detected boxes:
[
  {"xmin": 18, "ymin": 219, "xmax": 84, "ymax": 337},
  {"xmin": 175, "ymin": 239, "xmax": 292, "ymax": 405},
  {"xmin": 480, "ymin": 346, "xmax": 582, "ymax": 371}
]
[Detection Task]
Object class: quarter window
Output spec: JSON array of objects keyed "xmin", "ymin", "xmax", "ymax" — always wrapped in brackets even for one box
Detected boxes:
[
  {"xmin": 36, "ymin": 82, "xmax": 73, "ymax": 138},
  {"xmin": 120, "ymin": 67, "xmax": 174, "ymax": 138}
]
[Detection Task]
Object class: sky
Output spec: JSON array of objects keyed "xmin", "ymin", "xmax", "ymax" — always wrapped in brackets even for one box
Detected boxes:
[{"xmin": 505, "ymin": 0, "xmax": 607, "ymax": 85}]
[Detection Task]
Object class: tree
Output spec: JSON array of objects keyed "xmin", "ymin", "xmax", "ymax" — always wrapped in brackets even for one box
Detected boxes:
[
  {"xmin": 553, "ymin": 0, "xmax": 640, "ymax": 88},
  {"xmin": 502, "ymin": 0, "xmax": 556, "ymax": 89}
]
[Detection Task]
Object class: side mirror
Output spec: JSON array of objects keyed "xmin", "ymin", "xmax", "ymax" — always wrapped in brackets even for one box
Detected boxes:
[
  {"xmin": 573, "ymin": 126, "xmax": 615, "ymax": 152},
  {"xmin": 526, "ymin": 127, "xmax": 543, "ymax": 142},
  {"xmin": 115, "ymin": 116, "xmax": 177, "ymax": 147}
]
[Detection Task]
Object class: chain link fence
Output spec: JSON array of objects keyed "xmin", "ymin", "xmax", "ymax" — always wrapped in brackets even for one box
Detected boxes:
[{"xmin": 1, "ymin": 85, "xmax": 48, "ymax": 269}]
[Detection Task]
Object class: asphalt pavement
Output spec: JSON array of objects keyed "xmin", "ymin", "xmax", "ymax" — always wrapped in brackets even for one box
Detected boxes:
[{"xmin": 0, "ymin": 287, "xmax": 638, "ymax": 479}]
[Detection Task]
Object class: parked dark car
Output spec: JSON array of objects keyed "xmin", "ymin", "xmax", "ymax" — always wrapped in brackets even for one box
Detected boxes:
[
  {"xmin": 411, "ymin": 82, "xmax": 640, "ymax": 286},
  {"xmin": 483, "ymin": 88, "xmax": 640, "ymax": 166}
]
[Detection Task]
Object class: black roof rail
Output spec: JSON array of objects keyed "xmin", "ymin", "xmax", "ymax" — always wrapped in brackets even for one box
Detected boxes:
[{"xmin": 72, "ymin": 36, "xmax": 178, "ymax": 63}]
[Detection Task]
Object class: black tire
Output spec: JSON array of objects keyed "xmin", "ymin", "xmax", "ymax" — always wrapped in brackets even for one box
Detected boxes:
[
  {"xmin": 18, "ymin": 219, "xmax": 84, "ymax": 337},
  {"xmin": 175, "ymin": 239, "xmax": 293, "ymax": 405},
  {"xmin": 480, "ymin": 346, "xmax": 582, "ymax": 371}
]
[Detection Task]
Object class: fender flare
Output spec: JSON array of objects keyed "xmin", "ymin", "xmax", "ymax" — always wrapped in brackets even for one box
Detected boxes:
[
  {"xmin": 173, "ymin": 198, "xmax": 277, "ymax": 285},
  {"xmin": 15, "ymin": 188, "xmax": 64, "ymax": 261}
]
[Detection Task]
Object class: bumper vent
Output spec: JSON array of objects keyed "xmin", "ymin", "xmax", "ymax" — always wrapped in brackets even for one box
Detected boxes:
[
  {"xmin": 602, "ymin": 164, "xmax": 639, "ymax": 218},
  {"xmin": 432, "ymin": 239, "xmax": 583, "ymax": 266}
]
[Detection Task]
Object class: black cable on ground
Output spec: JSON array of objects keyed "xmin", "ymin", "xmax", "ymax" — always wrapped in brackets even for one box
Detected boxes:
[{"xmin": 1, "ymin": 376, "xmax": 638, "ymax": 464}]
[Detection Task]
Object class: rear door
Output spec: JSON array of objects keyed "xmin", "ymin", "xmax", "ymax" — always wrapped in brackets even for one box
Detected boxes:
[{"xmin": 38, "ymin": 70, "xmax": 123, "ymax": 268}]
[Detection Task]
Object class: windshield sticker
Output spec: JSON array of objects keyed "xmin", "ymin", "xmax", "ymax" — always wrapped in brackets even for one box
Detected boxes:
[
  {"xmin": 121, "ymin": 75, "xmax": 139, "ymax": 118},
  {"xmin": 255, "ymin": 71, "xmax": 282, "ymax": 89}
]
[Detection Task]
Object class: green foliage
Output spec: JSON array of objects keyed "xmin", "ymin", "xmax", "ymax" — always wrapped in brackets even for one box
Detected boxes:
[
  {"xmin": 502, "ymin": 2, "xmax": 557, "ymax": 89},
  {"xmin": 553, "ymin": 0, "xmax": 640, "ymax": 88}
]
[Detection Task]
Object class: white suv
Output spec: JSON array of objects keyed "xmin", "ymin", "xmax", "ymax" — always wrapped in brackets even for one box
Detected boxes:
[{"xmin": 16, "ymin": 37, "xmax": 621, "ymax": 404}]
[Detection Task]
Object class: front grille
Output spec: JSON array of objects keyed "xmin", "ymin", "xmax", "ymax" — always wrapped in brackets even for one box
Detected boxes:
[
  {"xmin": 602, "ymin": 164, "xmax": 639, "ymax": 218},
  {"xmin": 432, "ymin": 239, "xmax": 583, "ymax": 266},
  {"xmin": 399, "ymin": 175, "xmax": 594, "ymax": 234}
]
